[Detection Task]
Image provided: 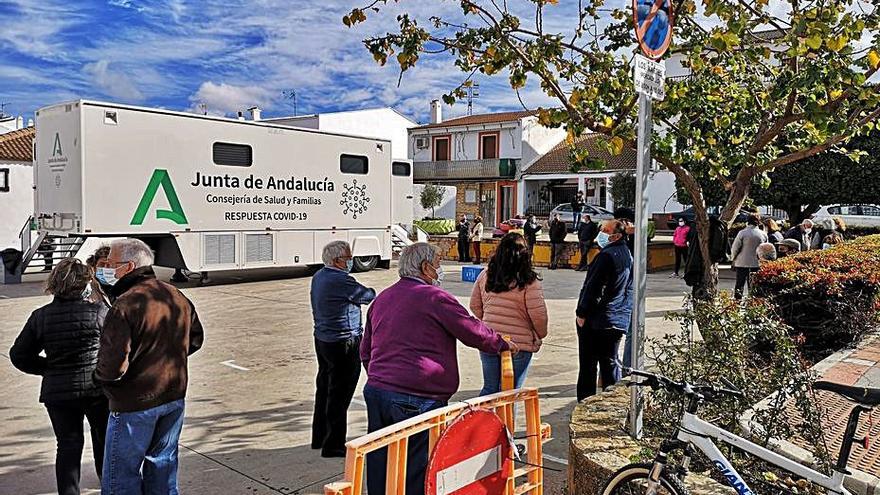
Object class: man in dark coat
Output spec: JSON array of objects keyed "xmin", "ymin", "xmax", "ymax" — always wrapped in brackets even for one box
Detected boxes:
[
  {"xmin": 94, "ymin": 238, "xmax": 203, "ymax": 494},
  {"xmin": 571, "ymin": 191, "xmax": 586, "ymax": 230},
  {"xmin": 456, "ymin": 214, "xmax": 471, "ymax": 262},
  {"xmin": 523, "ymin": 215, "xmax": 542, "ymax": 256},
  {"xmin": 576, "ymin": 214, "xmax": 599, "ymax": 271},
  {"xmin": 548, "ymin": 213, "xmax": 568, "ymax": 269},
  {"xmin": 784, "ymin": 219, "xmax": 821, "ymax": 250}
]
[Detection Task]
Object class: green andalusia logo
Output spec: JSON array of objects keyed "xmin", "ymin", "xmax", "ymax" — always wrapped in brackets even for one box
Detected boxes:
[
  {"xmin": 52, "ymin": 133, "xmax": 63, "ymax": 156},
  {"xmin": 131, "ymin": 169, "xmax": 188, "ymax": 225}
]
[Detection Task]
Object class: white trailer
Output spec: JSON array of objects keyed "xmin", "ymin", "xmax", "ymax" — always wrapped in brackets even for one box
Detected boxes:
[{"xmin": 30, "ymin": 100, "xmax": 413, "ymax": 277}]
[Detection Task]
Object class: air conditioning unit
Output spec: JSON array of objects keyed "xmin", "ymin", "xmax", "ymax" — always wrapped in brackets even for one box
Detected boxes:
[{"xmin": 415, "ymin": 136, "xmax": 429, "ymax": 149}]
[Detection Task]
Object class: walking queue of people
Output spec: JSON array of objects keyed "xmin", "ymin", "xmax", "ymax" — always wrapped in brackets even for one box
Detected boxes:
[{"xmin": 10, "ymin": 239, "xmax": 203, "ymax": 495}]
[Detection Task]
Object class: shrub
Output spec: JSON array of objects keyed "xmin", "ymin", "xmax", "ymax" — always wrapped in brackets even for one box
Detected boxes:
[
  {"xmin": 414, "ymin": 218, "xmax": 456, "ymax": 235},
  {"xmin": 751, "ymin": 235, "xmax": 880, "ymax": 361},
  {"xmin": 644, "ymin": 294, "xmax": 829, "ymax": 492}
]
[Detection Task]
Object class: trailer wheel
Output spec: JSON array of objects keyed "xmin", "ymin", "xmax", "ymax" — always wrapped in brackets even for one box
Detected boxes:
[{"xmin": 353, "ymin": 255, "xmax": 379, "ymax": 272}]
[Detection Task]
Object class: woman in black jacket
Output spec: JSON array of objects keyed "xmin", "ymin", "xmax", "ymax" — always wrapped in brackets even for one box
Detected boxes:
[{"xmin": 10, "ymin": 258, "xmax": 109, "ymax": 495}]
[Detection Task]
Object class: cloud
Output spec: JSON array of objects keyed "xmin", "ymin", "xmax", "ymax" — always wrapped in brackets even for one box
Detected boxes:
[
  {"xmin": 83, "ymin": 60, "xmax": 144, "ymax": 101},
  {"xmin": 188, "ymin": 81, "xmax": 274, "ymax": 116}
]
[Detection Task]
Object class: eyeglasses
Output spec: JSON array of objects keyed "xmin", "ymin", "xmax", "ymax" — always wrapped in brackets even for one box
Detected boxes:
[{"xmin": 97, "ymin": 260, "xmax": 129, "ymax": 268}]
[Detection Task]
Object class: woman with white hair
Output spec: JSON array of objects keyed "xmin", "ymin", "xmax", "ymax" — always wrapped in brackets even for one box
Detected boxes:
[{"xmin": 360, "ymin": 242, "xmax": 516, "ymax": 495}]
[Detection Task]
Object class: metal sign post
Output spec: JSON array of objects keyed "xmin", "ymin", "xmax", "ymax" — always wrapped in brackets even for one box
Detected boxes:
[{"xmin": 629, "ymin": 0, "xmax": 673, "ymax": 440}]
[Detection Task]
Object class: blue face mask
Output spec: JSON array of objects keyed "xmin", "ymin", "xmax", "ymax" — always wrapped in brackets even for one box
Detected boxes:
[
  {"xmin": 596, "ymin": 231, "xmax": 611, "ymax": 249},
  {"xmin": 345, "ymin": 259, "xmax": 354, "ymax": 272},
  {"xmin": 96, "ymin": 267, "xmax": 118, "ymax": 286}
]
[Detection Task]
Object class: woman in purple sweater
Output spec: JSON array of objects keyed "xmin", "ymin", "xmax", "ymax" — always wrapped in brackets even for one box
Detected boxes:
[{"xmin": 360, "ymin": 242, "xmax": 516, "ymax": 495}]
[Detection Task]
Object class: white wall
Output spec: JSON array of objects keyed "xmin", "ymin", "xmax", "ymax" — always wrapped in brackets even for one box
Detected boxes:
[
  {"xmin": 0, "ymin": 161, "xmax": 34, "ymax": 250},
  {"xmin": 270, "ymin": 109, "xmax": 415, "ymax": 159},
  {"xmin": 520, "ymin": 117, "xmax": 567, "ymax": 169},
  {"xmin": 413, "ymin": 184, "xmax": 457, "ymax": 219},
  {"xmin": 410, "ymin": 122, "xmax": 522, "ymax": 162},
  {"xmin": 646, "ymin": 170, "xmax": 684, "ymax": 214}
]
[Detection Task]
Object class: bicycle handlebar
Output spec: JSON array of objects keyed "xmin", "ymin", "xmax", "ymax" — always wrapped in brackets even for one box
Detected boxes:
[{"xmin": 625, "ymin": 368, "xmax": 745, "ymax": 401}]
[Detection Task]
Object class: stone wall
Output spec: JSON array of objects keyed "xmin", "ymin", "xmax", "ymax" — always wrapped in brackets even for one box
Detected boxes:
[
  {"xmin": 569, "ymin": 386, "xmax": 732, "ymax": 494},
  {"xmin": 429, "ymin": 235, "xmax": 678, "ymax": 271}
]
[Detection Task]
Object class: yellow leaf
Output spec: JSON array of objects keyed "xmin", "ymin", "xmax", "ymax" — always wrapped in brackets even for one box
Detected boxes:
[
  {"xmin": 826, "ymin": 35, "xmax": 848, "ymax": 53},
  {"xmin": 603, "ymin": 116, "xmax": 614, "ymax": 128},
  {"xmin": 569, "ymin": 90, "xmax": 582, "ymax": 106},
  {"xmin": 565, "ymin": 129, "xmax": 576, "ymax": 145},
  {"xmin": 868, "ymin": 50, "xmax": 880, "ymax": 70},
  {"xmin": 610, "ymin": 136, "xmax": 624, "ymax": 155},
  {"xmin": 830, "ymin": 89, "xmax": 843, "ymax": 100},
  {"xmin": 706, "ymin": 137, "xmax": 717, "ymax": 146}
]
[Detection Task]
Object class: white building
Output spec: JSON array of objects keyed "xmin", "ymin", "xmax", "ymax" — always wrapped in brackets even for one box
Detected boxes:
[
  {"xmin": 408, "ymin": 102, "xmax": 566, "ymax": 225},
  {"xmin": 520, "ymin": 134, "xmax": 683, "ymax": 218},
  {"xmin": 0, "ymin": 127, "xmax": 34, "ymax": 250},
  {"xmin": 264, "ymin": 107, "xmax": 416, "ymax": 160},
  {"xmin": 0, "ymin": 114, "xmax": 27, "ymax": 135}
]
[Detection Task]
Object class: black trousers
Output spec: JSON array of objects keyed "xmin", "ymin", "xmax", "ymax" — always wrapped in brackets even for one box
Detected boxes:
[
  {"xmin": 674, "ymin": 246, "xmax": 688, "ymax": 275},
  {"xmin": 577, "ymin": 241, "xmax": 592, "ymax": 270},
  {"xmin": 576, "ymin": 324, "xmax": 624, "ymax": 401},
  {"xmin": 312, "ymin": 336, "xmax": 361, "ymax": 455},
  {"xmin": 457, "ymin": 237, "xmax": 471, "ymax": 262},
  {"xmin": 734, "ymin": 267, "xmax": 758, "ymax": 300},
  {"xmin": 44, "ymin": 396, "xmax": 109, "ymax": 495},
  {"xmin": 550, "ymin": 242, "xmax": 564, "ymax": 268}
]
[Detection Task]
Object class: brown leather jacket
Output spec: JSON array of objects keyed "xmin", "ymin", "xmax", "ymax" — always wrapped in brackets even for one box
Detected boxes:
[{"xmin": 94, "ymin": 266, "xmax": 203, "ymax": 412}]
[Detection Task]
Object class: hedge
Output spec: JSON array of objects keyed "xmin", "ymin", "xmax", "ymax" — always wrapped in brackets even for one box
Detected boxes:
[
  {"xmin": 751, "ymin": 235, "xmax": 880, "ymax": 360},
  {"xmin": 414, "ymin": 218, "xmax": 456, "ymax": 235}
]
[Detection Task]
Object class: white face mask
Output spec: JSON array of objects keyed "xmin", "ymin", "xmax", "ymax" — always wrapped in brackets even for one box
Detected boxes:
[
  {"xmin": 804, "ymin": 228, "xmax": 812, "ymax": 235},
  {"xmin": 96, "ymin": 267, "xmax": 119, "ymax": 286},
  {"xmin": 822, "ymin": 243, "xmax": 831, "ymax": 250},
  {"xmin": 431, "ymin": 264, "xmax": 444, "ymax": 286},
  {"xmin": 81, "ymin": 284, "xmax": 93, "ymax": 300},
  {"xmin": 678, "ymin": 221, "xmax": 685, "ymax": 227}
]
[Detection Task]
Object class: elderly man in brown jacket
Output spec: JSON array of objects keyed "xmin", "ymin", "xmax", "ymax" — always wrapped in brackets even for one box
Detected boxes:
[{"xmin": 94, "ymin": 238, "xmax": 203, "ymax": 495}]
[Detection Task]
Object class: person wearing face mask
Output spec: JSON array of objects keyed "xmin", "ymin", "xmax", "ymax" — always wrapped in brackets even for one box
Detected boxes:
[
  {"xmin": 575, "ymin": 220, "xmax": 634, "ymax": 400},
  {"xmin": 784, "ymin": 218, "xmax": 821, "ymax": 250},
  {"xmin": 671, "ymin": 218, "xmax": 690, "ymax": 278},
  {"xmin": 93, "ymin": 238, "xmax": 204, "ymax": 495},
  {"xmin": 10, "ymin": 258, "xmax": 109, "ymax": 495},
  {"xmin": 360, "ymin": 242, "xmax": 516, "ymax": 495},
  {"xmin": 309, "ymin": 241, "xmax": 376, "ymax": 458}
]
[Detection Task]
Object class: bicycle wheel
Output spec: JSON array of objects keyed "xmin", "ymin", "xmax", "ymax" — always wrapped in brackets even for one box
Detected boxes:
[{"xmin": 601, "ymin": 463, "xmax": 690, "ymax": 495}]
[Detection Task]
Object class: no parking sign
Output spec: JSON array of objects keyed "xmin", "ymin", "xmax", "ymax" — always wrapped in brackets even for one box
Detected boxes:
[
  {"xmin": 633, "ymin": 0, "xmax": 674, "ymax": 59},
  {"xmin": 425, "ymin": 409, "xmax": 513, "ymax": 495}
]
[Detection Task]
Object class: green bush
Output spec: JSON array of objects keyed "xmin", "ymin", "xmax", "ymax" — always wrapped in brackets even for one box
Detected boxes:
[
  {"xmin": 644, "ymin": 294, "xmax": 829, "ymax": 492},
  {"xmin": 414, "ymin": 218, "xmax": 456, "ymax": 235},
  {"xmin": 751, "ymin": 235, "xmax": 880, "ymax": 361}
]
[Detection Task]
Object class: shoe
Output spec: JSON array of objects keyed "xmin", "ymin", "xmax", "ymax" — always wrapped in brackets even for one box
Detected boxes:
[
  {"xmin": 321, "ymin": 448, "xmax": 347, "ymax": 458},
  {"xmin": 669, "ymin": 273, "xmax": 678, "ymax": 278}
]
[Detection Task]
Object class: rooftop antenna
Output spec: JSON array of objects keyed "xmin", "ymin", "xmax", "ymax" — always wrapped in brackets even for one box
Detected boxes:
[
  {"xmin": 0, "ymin": 102, "xmax": 10, "ymax": 118},
  {"xmin": 466, "ymin": 84, "xmax": 480, "ymax": 116},
  {"xmin": 197, "ymin": 102, "xmax": 208, "ymax": 115},
  {"xmin": 282, "ymin": 89, "xmax": 297, "ymax": 116}
]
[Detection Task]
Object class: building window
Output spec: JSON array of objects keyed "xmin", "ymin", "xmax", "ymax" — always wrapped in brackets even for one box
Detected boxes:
[
  {"xmin": 480, "ymin": 132, "xmax": 499, "ymax": 159},
  {"xmin": 341, "ymin": 154, "xmax": 369, "ymax": 174},
  {"xmin": 433, "ymin": 136, "xmax": 451, "ymax": 161},
  {"xmin": 213, "ymin": 142, "xmax": 253, "ymax": 167},
  {"xmin": 465, "ymin": 189, "xmax": 477, "ymax": 204},
  {"xmin": 0, "ymin": 168, "xmax": 8, "ymax": 192},
  {"xmin": 392, "ymin": 161, "xmax": 411, "ymax": 177}
]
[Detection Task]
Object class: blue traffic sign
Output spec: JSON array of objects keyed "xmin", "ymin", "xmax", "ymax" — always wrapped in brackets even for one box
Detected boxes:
[{"xmin": 633, "ymin": 0, "xmax": 673, "ymax": 59}]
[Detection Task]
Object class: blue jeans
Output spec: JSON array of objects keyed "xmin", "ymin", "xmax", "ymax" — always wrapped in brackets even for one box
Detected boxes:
[
  {"xmin": 102, "ymin": 399, "xmax": 185, "ymax": 495},
  {"xmin": 479, "ymin": 351, "xmax": 533, "ymax": 395},
  {"xmin": 363, "ymin": 384, "xmax": 446, "ymax": 495}
]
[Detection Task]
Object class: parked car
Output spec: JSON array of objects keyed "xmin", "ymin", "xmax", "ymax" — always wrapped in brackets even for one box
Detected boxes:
[
  {"xmin": 812, "ymin": 204, "xmax": 880, "ymax": 228},
  {"xmin": 549, "ymin": 203, "xmax": 614, "ymax": 230},
  {"xmin": 492, "ymin": 218, "xmax": 527, "ymax": 238},
  {"xmin": 660, "ymin": 206, "xmax": 780, "ymax": 230}
]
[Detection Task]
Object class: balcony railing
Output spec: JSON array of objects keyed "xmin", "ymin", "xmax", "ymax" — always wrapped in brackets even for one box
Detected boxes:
[{"xmin": 413, "ymin": 158, "xmax": 518, "ymax": 181}]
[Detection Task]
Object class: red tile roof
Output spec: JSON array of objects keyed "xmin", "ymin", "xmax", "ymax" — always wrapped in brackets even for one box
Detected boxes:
[
  {"xmin": 525, "ymin": 134, "xmax": 636, "ymax": 174},
  {"xmin": 0, "ymin": 127, "xmax": 34, "ymax": 162},
  {"xmin": 412, "ymin": 110, "xmax": 537, "ymax": 130}
]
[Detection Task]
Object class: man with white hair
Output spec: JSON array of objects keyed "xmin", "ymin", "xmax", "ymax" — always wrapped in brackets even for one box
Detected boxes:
[
  {"xmin": 360, "ymin": 242, "xmax": 516, "ymax": 495},
  {"xmin": 756, "ymin": 242, "xmax": 777, "ymax": 263},
  {"xmin": 310, "ymin": 241, "xmax": 376, "ymax": 458},
  {"xmin": 94, "ymin": 238, "xmax": 204, "ymax": 494},
  {"xmin": 784, "ymin": 218, "xmax": 821, "ymax": 250}
]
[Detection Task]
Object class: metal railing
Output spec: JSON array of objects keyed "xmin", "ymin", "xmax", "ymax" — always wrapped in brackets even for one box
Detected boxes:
[{"xmin": 413, "ymin": 158, "xmax": 518, "ymax": 181}]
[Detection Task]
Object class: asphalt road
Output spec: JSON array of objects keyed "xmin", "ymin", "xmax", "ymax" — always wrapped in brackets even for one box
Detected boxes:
[{"xmin": 0, "ymin": 263, "xmax": 733, "ymax": 495}]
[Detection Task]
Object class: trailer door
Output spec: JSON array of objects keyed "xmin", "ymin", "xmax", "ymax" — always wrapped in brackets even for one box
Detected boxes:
[{"xmin": 391, "ymin": 160, "xmax": 413, "ymax": 226}]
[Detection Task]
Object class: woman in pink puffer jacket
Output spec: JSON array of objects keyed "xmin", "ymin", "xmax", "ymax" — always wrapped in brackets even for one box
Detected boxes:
[{"xmin": 470, "ymin": 233, "xmax": 549, "ymax": 395}]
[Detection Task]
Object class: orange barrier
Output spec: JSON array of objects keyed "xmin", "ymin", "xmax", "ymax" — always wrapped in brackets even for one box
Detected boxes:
[{"xmin": 324, "ymin": 351, "xmax": 550, "ymax": 495}]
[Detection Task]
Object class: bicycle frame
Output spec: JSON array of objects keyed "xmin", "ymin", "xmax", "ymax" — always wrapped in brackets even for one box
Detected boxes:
[{"xmin": 676, "ymin": 412, "xmax": 851, "ymax": 495}]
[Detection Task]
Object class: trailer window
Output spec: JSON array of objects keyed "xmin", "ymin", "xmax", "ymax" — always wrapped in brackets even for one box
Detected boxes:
[
  {"xmin": 213, "ymin": 142, "xmax": 253, "ymax": 167},
  {"xmin": 392, "ymin": 162, "xmax": 411, "ymax": 177},
  {"xmin": 0, "ymin": 169, "xmax": 8, "ymax": 193},
  {"xmin": 340, "ymin": 154, "xmax": 369, "ymax": 175}
]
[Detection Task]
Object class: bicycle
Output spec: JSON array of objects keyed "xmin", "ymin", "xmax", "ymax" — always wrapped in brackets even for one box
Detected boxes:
[{"xmin": 602, "ymin": 369, "xmax": 880, "ymax": 495}]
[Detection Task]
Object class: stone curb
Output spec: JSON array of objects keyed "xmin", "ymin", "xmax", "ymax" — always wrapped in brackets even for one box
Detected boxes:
[{"xmin": 740, "ymin": 333, "xmax": 880, "ymax": 495}]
